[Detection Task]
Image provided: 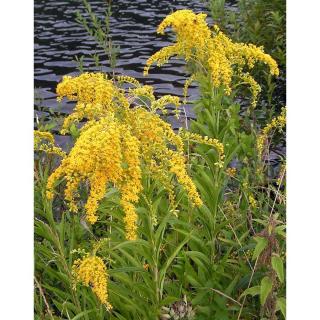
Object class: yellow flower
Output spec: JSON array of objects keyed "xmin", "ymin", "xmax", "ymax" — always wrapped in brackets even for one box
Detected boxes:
[
  {"xmin": 238, "ymin": 72, "xmax": 261, "ymax": 108},
  {"xmin": 145, "ymin": 10, "xmax": 279, "ymax": 108},
  {"xmin": 115, "ymin": 75, "xmax": 141, "ymax": 87},
  {"xmin": 276, "ymin": 162, "xmax": 286, "ymax": 186},
  {"xmin": 144, "ymin": 45, "xmax": 180, "ymax": 76},
  {"xmin": 168, "ymin": 151, "xmax": 202, "ymax": 207},
  {"xmin": 129, "ymin": 85, "xmax": 155, "ymax": 104},
  {"xmin": 47, "ymin": 117, "xmax": 138, "ymax": 227},
  {"xmin": 34, "ymin": 130, "xmax": 66, "ymax": 158},
  {"xmin": 257, "ymin": 107, "xmax": 286, "ymax": 158},
  {"xmin": 150, "ymin": 95, "xmax": 180, "ymax": 115},
  {"xmin": 72, "ymin": 255, "xmax": 112, "ymax": 310},
  {"xmin": 47, "ymin": 73, "xmax": 208, "ymax": 240},
  {"xmin": 226, "ymin": 167, "xmax": 237, "ymax": 177},
  {"xmin": 183, "ymin": 75, "xmax": 195, "ymax": 104},
  {"xmin": 248, "ymin": 194, "xmax": 257, "ymax": 209},
  {"xmin": 56, "ymin": 72, "xmax": 129, "ymax": 134},
  {"xmin": 179, "ymin": 129, "xmax": 225, "ymax": 168}
]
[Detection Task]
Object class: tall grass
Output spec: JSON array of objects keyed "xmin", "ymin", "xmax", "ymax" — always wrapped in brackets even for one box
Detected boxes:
[{"xmin": 75, "ymin": 0, "xmax": 119, "ymax": 73}]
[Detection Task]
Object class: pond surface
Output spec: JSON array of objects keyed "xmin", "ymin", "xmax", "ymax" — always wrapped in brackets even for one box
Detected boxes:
[{"xmin": 34, "ymin": 0, "xmax": 216, "ymax": 123}]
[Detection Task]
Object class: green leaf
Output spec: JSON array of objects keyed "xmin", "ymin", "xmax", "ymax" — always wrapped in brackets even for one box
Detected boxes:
[
  {"xmin": 252, "ymin": 237, "xmax": 268, "ymax": 260},
  {"xmin": 108, "ymin": 266, "xmax": 145, "ymax": 274},
  {"xmin": 159, "ymin": 235, "xmax": 190, "ymax": 295},
  {"xmin": 185, "ymin": 251, "xmax": 210, "ymax": 267},
  {"xmin": 70, "ymin": 123, "xmax": 80, "ymax": 140},
  {"xmin": 271, "ymin": 255, "xmax": 284, "ymax": 283},
  {"xmin": 239, "ymin": 285, "xmax": 260, "ymax": 298},
  {"xmin": 260, "ymin": 276, "xmax": 273, "ymax": 306},
  {"xmin": 71, "ymin": 309, "xmax": 95, "ymax": 320},
  {"xmin": 160, "ymin": 296, "xmax": 179, "ymax": 306},
  {"xmin": 276, "ymin": 297, "xmax": 286, "ymax": 318}
]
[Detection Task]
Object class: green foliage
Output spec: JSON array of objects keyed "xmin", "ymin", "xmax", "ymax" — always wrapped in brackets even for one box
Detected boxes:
[
  {"xmin": 253, "ymin": 237, "xmax": 268, "ymax": 260},
  {"xmin": 271, "ymin": 255, "xmax": 284, "ymax": 284},
  {"xmin": 276, "ymin": 297, "xmax": 286, "ymax": 318},
  {"xmin": 260, "ymin": 276, "xmax": 273, "ymax": 306},
  {"xmin": 184, "ymin": 76, "xmax": 285, "ymax": 319}
]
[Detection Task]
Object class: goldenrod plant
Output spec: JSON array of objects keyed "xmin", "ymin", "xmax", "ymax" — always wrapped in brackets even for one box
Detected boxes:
[
  {"xmin": 43, "ymin": 72, "xmax": 220, "ymax": 241},
  {"xmin": 35, "ymin": 8, "xmax": 286, "ymax": 320},
  {"xmin": 144, "ymin": 10, "xmax": 279, "ymax": 108},
  {"xmin": 203, "ymin": 0, "xmax": 286, "ymax": 108}
]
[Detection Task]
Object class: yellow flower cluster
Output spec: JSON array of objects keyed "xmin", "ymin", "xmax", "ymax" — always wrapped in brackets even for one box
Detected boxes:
[
  {"xmin": 115, "ymin": 75, "xmax": 141, "ymax": 87},
  {"xmin": 72, "ymin": 255, "xmax": 112, "ymax": 310},
  {"xmin": 34, "ymin": 130, "xmax": 66, "ymax": 158},
  {"xmin": 151, "ymin": 95, "xmax": 180, "ymax": 115},
  {"xmin": 179, "ymin": 129, "xmax": 225, "ymax": 168},
  {"xmin": 57, "ymin": 73, "xmax": 122, "ymax": 107},
  {"xmin": 57, "ymin": 73, "xmax": 129, "ymax": 134},
  {"xmin": 144, "ymin": 10, "xmax": 279, "ymax": 107},
  {"xmin": 224, "ymin": 200, "xmax": 236, "ymax": 216},
  {"xmin": 248, "ymin": 194, "xmax": 257, "ymax": 209},
  {"xmin": 276, "ymin": 162, "xmax": 286, "ymax": 186},
  {"xmin": 118, "ymin": 126, "xmax": 142, "ymax": 240},
  {"xmin": 226, "ymin": 167, "xmax": 237, "ymax": 177},
  {"xmin": 129, "ymin": 85, "xmax": 155, "ymax": 104},
  {"xmin": 168, "ymin": 150, "xmax": 202, "ymax": 207},
  {"xmin": 183, "ymin": 75, "xmax": 195, "ymax": 103},
  {"xmin": 57, "ymin": 73, "xmax": 182, "ymax": 135},
  {"xmin": 47, "ymin": 73, "xmax": 217, "ymax": 240},
  {"xmin": 47, "ymin": 117, "xmax": 142, "ymax": 232},
  {"xmin": 128, "ymin": 84, "xmax": 181, "ymax": 117},
  {"xmin": 35, "ymin": 130, "xmax": 54, "ymax": 143},
  {"xmin": 239, "ymin": 72, "xmax": 261, "ymax": 108},
  {"xmin": 126, "ymin": 107, "xmax": 200, "ymax": 208},
  {"xmin": 257, "ymin": 107, "xmax": 286, "ymax": 157}
]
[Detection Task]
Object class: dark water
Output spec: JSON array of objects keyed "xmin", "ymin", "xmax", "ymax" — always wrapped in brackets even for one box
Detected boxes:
[{"xmin": 34, "ymin": 0, "xmax": 213, "ymax": 125}]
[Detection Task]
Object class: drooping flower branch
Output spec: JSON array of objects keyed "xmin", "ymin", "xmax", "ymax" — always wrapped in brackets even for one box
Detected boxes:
[
  {"xmin": 144, "ymin": 10, "xmax": 279, "ymax": 107},
  {"xmin": 46, "ymin": 73, "xmax": 225, "ymax": 240}
]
